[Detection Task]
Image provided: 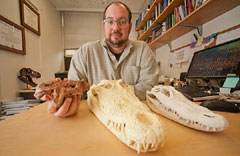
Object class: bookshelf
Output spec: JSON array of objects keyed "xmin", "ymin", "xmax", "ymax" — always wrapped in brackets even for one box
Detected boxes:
[
  {"xmin": 136, "ymin": 0, "xmax": 240, "ymax": 50},
  {"xmin": 136, "ymin": 0, "xmax": 161, "ymax": 32}
]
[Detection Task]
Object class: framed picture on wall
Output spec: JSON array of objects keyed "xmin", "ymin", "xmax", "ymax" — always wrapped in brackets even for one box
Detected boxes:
[
  {"xmin": 0, "ymin": 15, "xmax": 26, "ymax": 55},
  {"xmin": 20, "ymin": 0, "xmax": 40, "ymax": 35}
]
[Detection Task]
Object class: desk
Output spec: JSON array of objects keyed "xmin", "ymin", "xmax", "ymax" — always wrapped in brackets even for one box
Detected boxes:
[
  {"xmin": 18, "ymin": 89, "xmax": 36, "ymax": 100},
  {"xmin": 0, "ymin": 100, "xmax": 239, "ymax": 156}
]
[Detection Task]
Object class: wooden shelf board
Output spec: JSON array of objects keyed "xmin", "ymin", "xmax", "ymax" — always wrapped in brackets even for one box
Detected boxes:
[
  {"xmin": 182, "ymin": 0, "xmax": 240, "ymax": 26},
  {"xmin": 138, "ymin": 24, "xmax": 155, "ymax": 40},
  {"xmin": 136, "ymin": 21, "xmax": 145, "ymax": 31},
  {"xmin": 149, "ymin": 24, "xmax": 194, "ymax": 49},
  {"xmin": 149, "ymin": 0, "xmax": 240, "ymax": 49},
  {"xmin": 138, "ymin": 0, "xmax": 184, "ymax": 40},
  {"xmin": 154, "ymin": 0, "xmax": 183, "ymax": 25},
  {"xmin": 136, "ymin": 0, "xmax": 162, "ymax": 31}
]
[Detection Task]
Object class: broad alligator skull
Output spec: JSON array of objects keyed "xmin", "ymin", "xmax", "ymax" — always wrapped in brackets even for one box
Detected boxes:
[
  {"xmin": 146, "ymin": 85, "xmax": 228, "ymax": 132},
  {"xmin": 87, "ymin": 80, "xmax": 165, "ymax": 153}
]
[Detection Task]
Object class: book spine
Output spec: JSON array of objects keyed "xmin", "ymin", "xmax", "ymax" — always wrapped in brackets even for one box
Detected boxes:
[
  {"xmin": 188, "ymin": 0, "xmax": 194, "ymax": 14},
  {"xmin": 179, "ymin": 5, "xmax": 185, "ymax": 20},
  {"xmin": 184, "ymin": 0, "xmax": 189, "ymax": 16}
]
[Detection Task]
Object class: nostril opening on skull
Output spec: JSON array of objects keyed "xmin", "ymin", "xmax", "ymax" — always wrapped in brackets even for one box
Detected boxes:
[
  {"xmin": 99, "ymin": 84, "xmax": 112, "ymax": 89},
  {"xmin": 136, "ymin": 113, "xmax": 153, "ymax": 126},
  {"xmin": 148, "ymin": 94, "xmax": 157, "ymax": 100},
  {"xmin": 204, "ymin": 114, "xmax": 215, "ymax": 118},
  {"xmin": 162, "ymin": 89, "xmax": 170, "ymax": 97}
]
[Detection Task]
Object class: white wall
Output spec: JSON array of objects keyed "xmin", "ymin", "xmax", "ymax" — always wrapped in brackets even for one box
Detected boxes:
[
  {"xmin": 0, "ymin": 0, "xmax": 63, "ymax": 101},
  {"xmin": 63, "ymin": 12, "xmax": 139, "ymax": 49},
  {"xmin": 63, "ymin": 12, "xmax": 103, "ymax": 49},
  {"xmin": 155, "ymin": 6, "xmax": 240, "ymax": 79}
]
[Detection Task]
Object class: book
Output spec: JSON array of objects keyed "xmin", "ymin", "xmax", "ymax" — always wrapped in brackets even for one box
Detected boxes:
[
  {"xmin": 179, "ymin": 5, "xmax": 186, "ymax": 20},
  {"xmin": 155, "ymin": 5, "xmax": 158, "ymax": 19},
  {"xmin": 188, "ymin": 0, "xmax": 194, "ymax": 14},
  {"xmin": 162, "ymin": 22, "xmax": 167, "ymax": 32},
  {"xmin": 192, "ymin": 0, "xmax": 196, "ymax": 9},
  {"xmin": 175, "ymin": 7, "xmax": 180, "ymax": 23},
  {"xmin": 195, "ymin": 0, "xmax": 204, "ymax": 10},
  {"xmin": 172, "ymin": 13, "xmax": 175, "ymax": 27},
  {"xmin": 163, "ymin": 0, "xmax": 167, "ymax": 10},
  {"xmin": 184, "ymin": 0, "xmax": 188, "ymax": 16}
]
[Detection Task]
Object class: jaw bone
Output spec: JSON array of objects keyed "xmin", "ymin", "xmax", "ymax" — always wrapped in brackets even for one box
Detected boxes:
[
  {"xmin": 87, "ymin": 80, "xmax": 165, "ymax": 153},
  {"xmin": 146, "ymin": 85, "xmax": 228, "ymax": 132}
]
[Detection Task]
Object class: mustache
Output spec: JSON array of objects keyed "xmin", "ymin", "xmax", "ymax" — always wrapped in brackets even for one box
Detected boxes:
[{"xmin": 111, "ymin": 31, "xmax": 122, "ymax": 36}]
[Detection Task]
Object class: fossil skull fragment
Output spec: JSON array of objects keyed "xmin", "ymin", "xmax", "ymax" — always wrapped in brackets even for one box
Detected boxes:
[
  {"xmin": 87, "ymin": 80, "xmax": 165, "ymax": 153},
  {"xmin": 146, "ymin": 85, "xmax": 228, "ymax": 132},
  {"xmin": 34, "ymin": 78, "xmax": 89, "ymax": 108}
]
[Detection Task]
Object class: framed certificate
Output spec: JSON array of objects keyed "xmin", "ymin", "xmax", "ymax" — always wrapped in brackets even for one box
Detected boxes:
[
  {"xmin": 0, "ymin": 15, "xmax": 26, "ymax": 55},
  {"xmin": 20, "ymin": 0, "xmax": 40, "ymax": 35}
]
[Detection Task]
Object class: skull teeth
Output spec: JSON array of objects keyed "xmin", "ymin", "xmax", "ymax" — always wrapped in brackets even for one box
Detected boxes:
[
  {"xmin": 146, "ymin": 86, "xmax": 228, "ymax": 132},
  {"xmin": 87, "ymin": 80, "xmax": 165, "ymax": 153},
  {"xmin": 148, "ymin": 97, "xmax": 220, "ymax": 131},
  {"xmin": 107, "ymin": 120, "xmax": 125, "ymax": 132},
  {"xmin": 126, "ymin": 139, "xmax": 156, "ymax": 154},
  {"xmin": 107, "ymin": 119, "xmax": 159, "ymax": 153}
]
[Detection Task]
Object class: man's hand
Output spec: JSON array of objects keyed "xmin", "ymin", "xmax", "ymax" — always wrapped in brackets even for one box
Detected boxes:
[{"xmin": 41, "ymin": 94, "xmax": 81, "ymax": 118}]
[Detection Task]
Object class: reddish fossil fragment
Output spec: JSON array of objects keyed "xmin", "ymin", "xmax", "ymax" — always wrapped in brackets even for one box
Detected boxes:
[{"xmin": 34, "ymin": 78, "xmax": 89, "ymax": 108}]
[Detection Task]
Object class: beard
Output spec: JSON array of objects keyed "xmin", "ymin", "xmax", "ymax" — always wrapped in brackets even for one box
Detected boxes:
[{"xmin": 106, "ymin": 31, "xmax": 128, "ymax": 48}]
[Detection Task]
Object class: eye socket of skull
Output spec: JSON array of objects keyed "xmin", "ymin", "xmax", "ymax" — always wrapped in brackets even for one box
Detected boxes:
[
  {"xmin": 91, "ymin": 88, "xmax": 98, "ymax": 96},
  {"xmin": 100, "ymin": 84, "xmax": 112, "ymax": 89},
  {"xmin": 204, "ymin": 114, "xmax": 215, "ymax": 118},
  {"xmin": 119, "ymin": 81, "xmax": 128, "ymax": 88}
]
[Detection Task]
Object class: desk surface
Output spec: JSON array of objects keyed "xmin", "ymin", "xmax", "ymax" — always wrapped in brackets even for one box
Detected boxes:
[{"xmin": 0, "ymin": 100, "xmax": 239, "ymax": 156}]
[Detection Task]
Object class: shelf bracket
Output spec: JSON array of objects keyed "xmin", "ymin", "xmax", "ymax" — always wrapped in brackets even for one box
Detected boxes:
[
  {"xmin": 178, "ymin": 24, "xmax": 203, "ymax": 36},
  {"xmin": 156, "ymin": 40, "xmax": 172, "ymax": 50}
]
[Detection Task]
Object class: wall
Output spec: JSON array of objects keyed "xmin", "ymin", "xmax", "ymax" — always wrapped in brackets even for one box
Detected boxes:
[
  {"xmin": 155, "ymin": 6, "xmax": 240, "ymax": 79},
  {"xmin": 63, "ymin": 12, "xmax": 103, "ymax": 49},
  {"xmin": 0, "ymin": 0, "xmax": 63, "ymax": 101},
  {"xmin": 63, "ymin": 11, "xmax": 139, "ymax": 49}
]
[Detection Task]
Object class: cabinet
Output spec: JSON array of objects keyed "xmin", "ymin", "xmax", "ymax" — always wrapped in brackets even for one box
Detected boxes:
[{"xmin": 136, "ymin": 0, "xmax": 240, "ymax": 50}]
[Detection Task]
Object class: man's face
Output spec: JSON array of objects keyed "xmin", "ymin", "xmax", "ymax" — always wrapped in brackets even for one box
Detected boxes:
[{"xmin": 103, "ymin": 4, "xmax": 132, "ymax": 48}]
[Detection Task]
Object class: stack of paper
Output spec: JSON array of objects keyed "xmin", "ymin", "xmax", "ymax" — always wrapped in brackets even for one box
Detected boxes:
[{"xmin": 0, "ymin": 100, "xmax": 41, "ymax": 120}]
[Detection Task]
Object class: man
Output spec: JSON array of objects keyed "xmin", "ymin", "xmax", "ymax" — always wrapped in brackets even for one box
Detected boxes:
[{"xmin": 47, "ymin": 1, "xmax": 159, "ymax": 117}]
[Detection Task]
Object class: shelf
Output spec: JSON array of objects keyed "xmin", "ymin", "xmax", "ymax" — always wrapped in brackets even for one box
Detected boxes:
[
  {"xmin": 136, "ymin": 0, "xmax": 240, "ymax": 50},
  {"xmin": 136, "ymin": 0, "xmax": 162, "ymax": 31},
  {"xmin": 138, "ymin": 0, "xmax": 183, "ymax": 40}
]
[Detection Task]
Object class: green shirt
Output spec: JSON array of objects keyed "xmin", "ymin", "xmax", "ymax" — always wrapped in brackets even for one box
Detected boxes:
[{"xmin": 68, "ymin": 40, "xmax": 159, "ymax": 100}]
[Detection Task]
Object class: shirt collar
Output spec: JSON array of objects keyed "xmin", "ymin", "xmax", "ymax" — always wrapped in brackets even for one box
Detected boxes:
[{"xmin": 102, "ymin": 40, "xmax": 133, "ymax": 52}]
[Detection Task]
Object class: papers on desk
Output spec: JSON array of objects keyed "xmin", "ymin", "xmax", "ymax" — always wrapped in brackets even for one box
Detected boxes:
[{"xmin": 0, "ymin": 100, "xmax": 41, "ymax": 120}]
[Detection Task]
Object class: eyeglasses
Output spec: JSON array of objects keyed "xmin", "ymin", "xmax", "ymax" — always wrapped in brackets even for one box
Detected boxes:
[{"xmin": 103, "ymin": 19, "xmax": 129, "ymax": 27}]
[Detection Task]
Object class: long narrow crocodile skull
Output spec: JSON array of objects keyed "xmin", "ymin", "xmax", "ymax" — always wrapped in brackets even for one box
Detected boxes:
[
  {"xmin": 146, "ymin": 85, "xmax": 228, "ymax": 132},
  {"xmin": 87, "ymin": 80, "xmax": 165, "ymax": 153}
]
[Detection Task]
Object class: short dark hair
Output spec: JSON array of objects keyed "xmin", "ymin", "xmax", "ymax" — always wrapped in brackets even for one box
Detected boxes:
[{"xmin": 103, "ymin": 1, "xmax": 132, "ymax": 23}]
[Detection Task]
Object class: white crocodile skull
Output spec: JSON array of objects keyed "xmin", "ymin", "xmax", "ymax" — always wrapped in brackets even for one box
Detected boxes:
[
  {"xmin": 146, "ymin": 85, "xmax": 228, "ymax": 132},
  {"xmin": 87, "ymin": 80, "xmax": 165, "ymax": 153}
]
